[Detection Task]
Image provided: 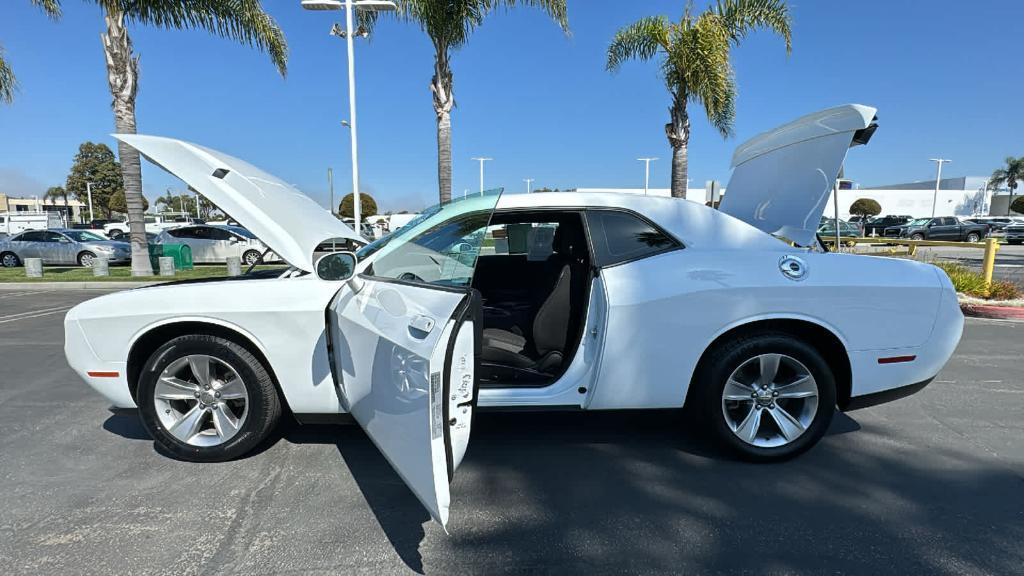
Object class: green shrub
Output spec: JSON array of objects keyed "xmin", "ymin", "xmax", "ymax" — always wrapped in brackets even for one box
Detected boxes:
[{"xmin": 933, "ymin": 261, "xmax": 1023, "ymax": 299}]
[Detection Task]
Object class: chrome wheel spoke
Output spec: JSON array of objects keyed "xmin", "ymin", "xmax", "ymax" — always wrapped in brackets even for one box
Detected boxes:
[
  {"xmin": 733, "ymin": 405, "xmax": 763, "ymax": 443},
  {"xmin": 776, "ymin": 375, "xmax": 817, "ymax": 399},
  {"xmin": 768, "ymin": 405, "xmax": 805, "ymax": 441},
  {"xmin": 169, "ymin": 405, "xmax": 207, "ymax": 442},
  {"xmin": 188, "ymin": 356, "xmax": 212, "ymax": 387},
  {"xmin": 723, "ymin": 378, "xmax": 755, "ymax": 401},
  {"xmin": 211, "ymin": 406, "xmax": 240, "ymax": 438},
  {"xmin": 154, "ymin": 377, "xmax": 199, "ymax": 400},
  {"xmin": 216, "ymin": 377, "xmax": 246, "ymax": 400},
  {"xmin": 759, "ymin": 354, "xmax": 781, "ymax": 386}
]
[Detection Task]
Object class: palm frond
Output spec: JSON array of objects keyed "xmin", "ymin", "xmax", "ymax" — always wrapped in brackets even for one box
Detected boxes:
[
  {"xmin": 714, "ymin": 0, "xmax": 792, "ymax": 53},
  {"xmin": 31, "ymin": 0, "xmax": 63, "ymax": 19},
  {"xmin": 676, "ymin": 14, "xmax": 735, "ymax": 136},
  {"xmin": 489, "ymin": 0, "xmax": 569, "ymax": 33},
  {"xmin": 97, "ymin": 0, "xmax": 288, "ymax": 77},
  {"xmin": 0, "ymin": 46, "xmax": 15, "ymax": 104},
  {"xmin": 606, "ymin": 15, "xmax": 670, "ymax": 71}
]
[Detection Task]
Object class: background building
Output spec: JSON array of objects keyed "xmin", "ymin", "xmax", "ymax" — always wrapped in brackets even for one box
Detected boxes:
[
  {"xmin": 824, "ymin": 176, "xmax": 994, "ymax": 219},
  {"xmin": 0, "ymin": 193, "xmax": 87, "ymax": 224}
]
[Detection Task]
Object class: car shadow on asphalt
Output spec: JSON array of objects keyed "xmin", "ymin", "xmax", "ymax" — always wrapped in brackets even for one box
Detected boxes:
[{"xmin": 278, "ymin": 409, "xmax": 863, "ymax": 574}]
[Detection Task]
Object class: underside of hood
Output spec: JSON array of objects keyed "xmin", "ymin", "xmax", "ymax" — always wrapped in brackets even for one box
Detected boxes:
[
  {"xmin": 719, "ymin": 104, "xmax": 878, "ymax": 247},
  {"xmin": 114, "ymin": 134, "xmax": 361, "ymax": 272}
]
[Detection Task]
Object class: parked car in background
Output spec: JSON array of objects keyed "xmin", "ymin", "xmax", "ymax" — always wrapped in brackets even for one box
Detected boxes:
[
  {"xmin": 0, "ymin": 228, "xmax": 130, "ymax": 267},
  {"xmin": 1004, "ymin": 221, "xmax": 1024, "ymax": 245},
  {"xmin": 817, "ymin": 218, "xmax": 861, "ymax": 245},
  {"xmin": 862, "ymin": 215, "xmax": 912, "ymax": 236},
  {"xmin": 964, "ymin": 216, "xmax": 1023, "ymax": 237},
  {"xmin": 885, "ymin": 217, "xmax": 988, "ymax": 242},
  {"xmin": 105, "ymin": 213, "xmax": 199, "ymax": 239},
  {"xmin": 154, "ymin": 224, "xmax": 280, "ymax": 265},
  {"xmin": 0, "ymin": 211, "xmax": 64, "ymax": 236}
]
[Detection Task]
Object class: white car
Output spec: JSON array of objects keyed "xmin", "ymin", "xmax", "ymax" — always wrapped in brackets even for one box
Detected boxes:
[
  {"xmin": 104, "ymin": 213, "xmax": 197, "ymax": 238},
  {"xmin": 64, "ymin": 105, "xmax": 963, "ymax": 529},
  {"xmin": 154, "ymin": 224, "xmax": 280, "ymax": 265}
]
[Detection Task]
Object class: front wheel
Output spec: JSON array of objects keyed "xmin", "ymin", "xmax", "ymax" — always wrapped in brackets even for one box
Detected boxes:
[
  {"xmin": 108, "ymin": 230, "xmax": 125, "ymax": 240},
  {"xmin": 137, "ymin": 335, "xmax": 282, "ymax": 462},
  {"xmin": 693, "ymin": 332, "xmax": 836, "ymax": 462},
  {"xmin": 0, "ymin": 252, "xmax": 20, "ymax": 268},
  {"xmin": 965, "ymin": 232, "xmax": 981, "ymax": 243},
  {"xmin": 242, "ymin": 250, "xmax": 262, "ymax": 266},
  {"xmin": 78, "ymin": 251, "xmax": 96, "ymax": 268},
  {"xmin": 910, "ymin": 233, "xmax": 925, "ymax": 241}
]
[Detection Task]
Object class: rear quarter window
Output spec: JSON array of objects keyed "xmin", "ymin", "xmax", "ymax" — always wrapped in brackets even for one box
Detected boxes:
[{"xmin": 585, "ymin": 210, "xmax": 680, "ymax": 267}]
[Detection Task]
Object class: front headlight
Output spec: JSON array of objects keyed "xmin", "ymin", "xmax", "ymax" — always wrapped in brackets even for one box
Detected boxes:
[{"xmin": 94, "ymin": 245, "xmax": 115, "ymax": 253}]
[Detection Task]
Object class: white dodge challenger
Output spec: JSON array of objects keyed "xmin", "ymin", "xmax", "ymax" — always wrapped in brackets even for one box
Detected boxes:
[{"xmin": 64, "ymin": 105, "xmax": 963, "ymax": 528}]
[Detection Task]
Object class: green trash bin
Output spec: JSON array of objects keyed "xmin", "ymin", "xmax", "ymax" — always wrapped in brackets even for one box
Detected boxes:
[{"xmin": 148, "ymin": 243, "xmax": 194, "ymax": 271}]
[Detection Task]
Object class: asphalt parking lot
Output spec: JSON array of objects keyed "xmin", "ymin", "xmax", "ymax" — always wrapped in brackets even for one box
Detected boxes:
[{"xmin": 0, "ymin": 290, "xmax": 1021, "ymax": 575}]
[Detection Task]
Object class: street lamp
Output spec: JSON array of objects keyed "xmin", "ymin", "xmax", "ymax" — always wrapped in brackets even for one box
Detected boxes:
[
  {"xmin": 929, "ymin": 158, "xmax": 952, "ymax": 217},
  {"xmin": 302, "ymin": 0, "xmax": 397, "ymax": 237},
  {"xmin": 638, "ymin": 157, "xmax": 658, "ymax": 195},
  {"xmin": 471, "ymin": 157, "xmax": 493, "ymax": 194},
  {"xmin": 86, "ymin": 182, "xmax": 95, "ymax": 222},
  {"xmin": 524, "ymin": 178, "xmax": 534, "ymax": 194}
]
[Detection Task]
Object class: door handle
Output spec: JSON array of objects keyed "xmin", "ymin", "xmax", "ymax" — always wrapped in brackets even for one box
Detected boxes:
[{"xmin": 409, "ymin": 314, "xmax": 435, "ymax": 336}]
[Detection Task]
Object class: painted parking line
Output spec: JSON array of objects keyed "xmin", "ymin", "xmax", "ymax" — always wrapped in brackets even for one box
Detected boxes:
[
  {"xmin": 0, "ymin": 290, "xmax": 56, "ymax": 298},
  {"xmin": 0, "ymin": 305, "xmax": 73, "ymax": 324}
]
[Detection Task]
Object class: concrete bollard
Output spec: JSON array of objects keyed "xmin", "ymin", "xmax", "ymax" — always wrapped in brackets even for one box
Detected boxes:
[
  {"xmin": 225, "ymin": 256, "xmax": 242, "ymax": 277},
  {"xmin": 24, "ymin": 258, "xmax": 43, "ymax": 278},
  {"xmin": 92, "ymin": 257, "xmax": 110, "ymax": 277},
  {"xmin": 158, "ymin": 257, "xmax": 176, "ymax": 277}
]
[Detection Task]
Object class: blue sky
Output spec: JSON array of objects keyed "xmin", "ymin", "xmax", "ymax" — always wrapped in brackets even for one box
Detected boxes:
[{"xmin": 1, "ymin": 0, "xmax": 1022, "ymax": 213}]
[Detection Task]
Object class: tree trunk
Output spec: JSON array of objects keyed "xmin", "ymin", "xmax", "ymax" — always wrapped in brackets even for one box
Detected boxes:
[
  {"xmin": 431, "ymin": 45, "xmax": 454, "ymax": 204},
  {"xmin": 102, "ymin": 10, "xmax": 152, "ymax": 276},
  {"xmin": 665, "ymin": 98, "xmax": 690, "ymax": 199}
]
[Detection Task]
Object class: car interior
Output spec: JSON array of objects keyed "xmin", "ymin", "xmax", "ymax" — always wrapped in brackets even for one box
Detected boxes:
[{"xmin": 471, "ymin": 211, "xmax": 592, "ymax": 388}]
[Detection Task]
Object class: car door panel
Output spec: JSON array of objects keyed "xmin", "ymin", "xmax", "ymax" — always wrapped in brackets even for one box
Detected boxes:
[{"xmin": 330, "ymin": 282, "xmax": 477, "ymax": 529}]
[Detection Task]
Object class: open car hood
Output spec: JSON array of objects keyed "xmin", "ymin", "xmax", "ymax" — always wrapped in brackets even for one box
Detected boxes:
[
  {"xmin": 114, "ymin": 134, "xmax": 362, "ymax": 272},
  {"xmin": 719, "ymin": 104, "xmax": 878, "ymax": 246}
]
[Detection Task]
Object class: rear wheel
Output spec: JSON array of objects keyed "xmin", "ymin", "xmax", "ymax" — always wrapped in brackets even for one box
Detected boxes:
[
  {"xmin": 0, "ymin": 252, "xmax": 20, "ymax": 268},
  {"xmin": 78, "ymin": 251, "xmax": 96, "ymax": 268},
  {"xmin": 108, "ymin": 230, "xmax": 125, "ymax": 240},
  {"xmin": 693, "ymin": 332, "xmax": 836, "ymax": 462},
  {"xmin": 965, "ymin": 232, "xmax": 981, "ymax": 243},
  {"xmin": 136, "ymin": 334, "xmax": 282, "ymax": 462},
  {"xmin": 242, "ymin": 250, "xmax": 262, "ymax": 266}
]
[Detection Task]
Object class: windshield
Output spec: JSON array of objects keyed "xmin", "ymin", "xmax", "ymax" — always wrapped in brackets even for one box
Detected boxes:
[
  {"xmin": 908, "ymin": 218, "xmax": 931, "ymax": 227},
  {"xmin": 64, "ymin": 231, "xmax": 107, "ymax": 242}
]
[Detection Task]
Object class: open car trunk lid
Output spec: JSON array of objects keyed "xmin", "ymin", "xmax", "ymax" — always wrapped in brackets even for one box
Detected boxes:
[
  {"xmin": 114, "ymin": 134, "xmax": 362, "ymax": 272},
  {"xmin": 719, "ymin": 104, "xmax": 878, "ymax": 247}
]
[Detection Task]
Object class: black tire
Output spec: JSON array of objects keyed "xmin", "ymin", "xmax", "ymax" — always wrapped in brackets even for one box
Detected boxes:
[
  {"xmin": 137, "ymin": 334, "xmax": 282, "ymax": 462},
  {"xmin": 78, "ymin": 251, "xmax": 96, "ymax": 268},
  {"xmin": 691, "ymin": 332, "xmax": 836, "ymax": 462},
  {"xmin": 108, "ymin": 230, "xmax": 125, "ymax": 240},
  {"xmin": 0, "ymin": 252, "xmax": 20, "ymax": 268},
  {"xmin": 242, "ymin": 250, "xmax": 262, "ymax": 266},
  {"xmin": 965, "ymin": 232, "xmax": 981, "ymax": 243},
  {"xmin": 910, "ymin": 233, "xmax": 925, "ymax": 241}
]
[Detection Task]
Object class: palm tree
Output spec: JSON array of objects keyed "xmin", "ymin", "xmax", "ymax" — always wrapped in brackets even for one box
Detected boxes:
[
  {"xmin": 43, "ymin": 185, "xmax": 70, "ymax": 224},
  {"xmin": 154, "ymin": 190, "xmax": 177, "ymax": 213},
  {"xmin": 607, "ymin": 0, "xmax": 792, "ymax": 198},
  {"xmin": 368, "ymin": 1, "xmax": 569, "ymax": 204},
  {"xmin": 989, "ymin": 156, "xmax": 1024, "ymax": 216},
  {"xmin": 1, "ymin": 1, "xmax": 62, "ymax": 104}
]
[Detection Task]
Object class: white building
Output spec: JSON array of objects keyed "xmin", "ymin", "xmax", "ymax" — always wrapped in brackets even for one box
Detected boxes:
[{"xmin": 823, "ymin": 176, "xmax": 993, "ymax": 219}]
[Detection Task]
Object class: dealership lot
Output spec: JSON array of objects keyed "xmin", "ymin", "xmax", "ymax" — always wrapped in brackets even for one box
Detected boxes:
[{"xmin": 0, "ymin": 290, "xmax": 1021, "ymax": 575}]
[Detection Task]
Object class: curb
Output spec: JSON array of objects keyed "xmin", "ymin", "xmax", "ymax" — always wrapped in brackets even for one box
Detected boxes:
[
  {"xmin": 0, "ymin": 281, "xmax": 163, "ymax": 291},
  {"xmin": 960, "ymin": 303, "xmax": 1024, "ymax": 321}
]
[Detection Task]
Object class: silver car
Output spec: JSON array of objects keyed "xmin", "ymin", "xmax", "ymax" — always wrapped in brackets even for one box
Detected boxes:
[
  {"xmin": 154, "ymin": 224, "xmax": 280, "ymax": 265},
  {"xmin": 0, "ymin": 229, "xmax": 131, "ymax": 268}
]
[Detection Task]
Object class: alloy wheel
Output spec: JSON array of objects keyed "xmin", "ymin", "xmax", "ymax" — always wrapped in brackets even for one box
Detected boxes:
[
  {"xmin": 79, "ymin": 253, "xmax": 95, "ymax": 268},
  {"xmin": 154, "ymin": 354, "xmax": 249, "ymax": 447},
  {"xmin": 721, "ymin": 353, "xmax": 819, "ymax": 448},
  {"xmin": 1, "ymin": 253, "xmax": 18, "ymax": 267}
]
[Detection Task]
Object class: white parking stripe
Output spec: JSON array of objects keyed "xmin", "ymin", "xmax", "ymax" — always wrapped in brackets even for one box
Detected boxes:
[
  {"xmin": 0, "ymin": 305, "xmax": 74, "ymax": 322},
  {"xmin": 0, "ymin": 307, "xmax": 72, "ymax": 324},
  {"xmin": 0, "ymin": 290, "xmax": 54, "ymax": 298}
]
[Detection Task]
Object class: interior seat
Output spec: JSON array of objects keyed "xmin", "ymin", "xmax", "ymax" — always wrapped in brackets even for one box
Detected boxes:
[{"xmin": 480, "ymin": 225, "xmax": 582, "ymax": 375}]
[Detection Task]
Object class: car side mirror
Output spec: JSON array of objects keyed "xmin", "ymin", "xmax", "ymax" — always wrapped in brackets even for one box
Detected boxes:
[{"xmin": 315, "ymin": 251, "xmax": 357, "ymax": 282}]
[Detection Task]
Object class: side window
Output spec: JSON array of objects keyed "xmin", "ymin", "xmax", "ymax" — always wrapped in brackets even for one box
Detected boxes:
[
  {"xmin": 144, "ymin": 216, "xmax": 157, "ymax": 224},
  {"xmin": 41, "ymin": 232, "xmax": 65, "ymax": 243},
  {"xmin": 942, "ymin": 217, "xmax": 956, "ymax": 226},
  {"xmin": 17, "ymin": 231, "xmax": 42, "ymax": 242},
  {"xmin": 368, "ymin": 211, "xmax": 492, "ymax": 288},
  {"xmin": 585, "ymin": 210, "xmax": 680, "ymax": 267},
  {"xmin": 207, "ymin": 228, "xmax": 234, "ymax": 241},
  {"xmin": 484, "ymin": 222, "xmax": 560, "ymax": 261}
]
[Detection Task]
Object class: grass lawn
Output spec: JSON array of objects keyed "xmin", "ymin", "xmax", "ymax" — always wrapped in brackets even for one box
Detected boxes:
[{"xmin": 0, "ymin": 265, "xmax": 287, "ymax": 283}]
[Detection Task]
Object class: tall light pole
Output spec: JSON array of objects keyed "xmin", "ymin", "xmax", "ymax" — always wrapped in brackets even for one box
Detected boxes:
[
  {"xmin": 471, "ymin": 157, "xmax": 492, "ymax": 194},
  {"xmin": 302, "ymin": 0, "xmax": 397, "ymax": 237},
  {"xmin": 929, "ymin": 158, "xmax": 952, "ymax": 217},
  {"xmin": 638, "ymin": 157, "xmax": 658, "ymax": 195},
  {"xmin": 524, "ymin": 178, "xmax": 534, "ymax": 194},
  {"xmin": 86, "ymin": 182, "xmax": 95, "ymax": 222}
]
